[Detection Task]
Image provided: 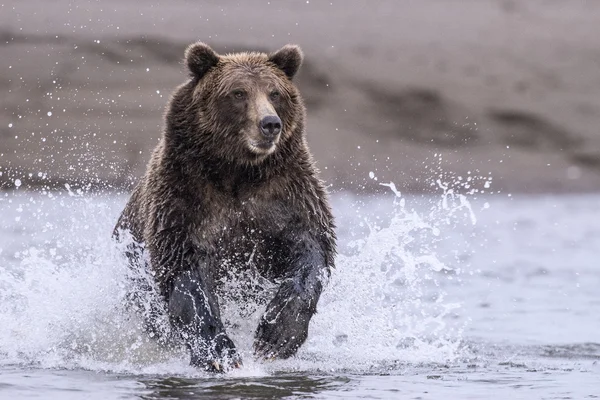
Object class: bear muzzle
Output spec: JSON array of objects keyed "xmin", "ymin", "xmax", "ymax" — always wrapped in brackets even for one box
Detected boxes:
[
  {"xmin": 247, "ymin": 115, "xmax": 282, "ymax": 154},
  {"xmin": 259, "ymin": 115, "xmax": 282, "ymax": 140}
]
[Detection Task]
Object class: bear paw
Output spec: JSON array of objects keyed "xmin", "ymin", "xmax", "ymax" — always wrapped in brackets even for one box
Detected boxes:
[
  {"xmin": 253, "ymin": 298, "xmax": 310, "ymax": 360},
  {"xmin": 190, "ymin": 332, "xmax": 242, "ymax": 373}
]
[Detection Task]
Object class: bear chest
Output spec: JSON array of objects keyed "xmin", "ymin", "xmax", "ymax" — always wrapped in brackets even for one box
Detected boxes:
[{"xmin": 194, "ymin": 194, "xmax": 296, "ymax": 271}]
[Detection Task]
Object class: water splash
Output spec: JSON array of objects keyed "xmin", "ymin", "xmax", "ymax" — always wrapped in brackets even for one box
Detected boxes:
[
  {"xmin": 0, "ymin": 181, "xmax": 479, "ymax": 375},
  {"xmin": 298, "ymin": 187, "xmax": 472, "ymax": 371}
]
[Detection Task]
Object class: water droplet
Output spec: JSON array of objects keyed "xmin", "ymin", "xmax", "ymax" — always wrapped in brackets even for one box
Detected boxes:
[
  {"xmin": 47, "ymin": 111, "xmax": 52, "ymax": 117},
  {"xmin": 14, "ymin": 179, "xmax": 22, "ymax": 188}
]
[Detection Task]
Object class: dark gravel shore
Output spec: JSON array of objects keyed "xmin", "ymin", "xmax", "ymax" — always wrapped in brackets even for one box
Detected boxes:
[{"xmin": 2, "ymin": 0, "xmax": 600, "ymax": 193}]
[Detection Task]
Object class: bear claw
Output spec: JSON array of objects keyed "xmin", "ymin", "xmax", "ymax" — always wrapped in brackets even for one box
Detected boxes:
[{"xmin": 203, "ymin": 357, "xmax": 242, "ymax": 373}]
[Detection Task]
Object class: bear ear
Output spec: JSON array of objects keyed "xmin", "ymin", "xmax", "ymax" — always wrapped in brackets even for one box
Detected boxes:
[
  {"xmin": 268, "ymin": 44, "xmax": 303, "ymax": 79},
  {"xmin": 185, "ymin": 42, "xmax": 220, "ymax": 78}
]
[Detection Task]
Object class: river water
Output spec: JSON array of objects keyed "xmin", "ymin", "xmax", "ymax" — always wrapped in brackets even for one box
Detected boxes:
[{"xmin": 0, "ymin": 186, "xmax": 598, "ymax": 399}]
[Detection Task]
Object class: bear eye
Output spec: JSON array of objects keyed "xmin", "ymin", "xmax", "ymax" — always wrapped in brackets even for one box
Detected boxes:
[
  {"xmin": 232, "ymin": 90, "xmax": 246, "ymax": 100},
  {"xmin": 269, "ymin": 90, "xmax": 281, "ymax": 101}
]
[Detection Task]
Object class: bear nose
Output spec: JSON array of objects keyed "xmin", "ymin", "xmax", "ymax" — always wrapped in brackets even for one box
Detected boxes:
[{"xmin": 260, "ymin": 115, "xmax": 282, "ymax": 139}]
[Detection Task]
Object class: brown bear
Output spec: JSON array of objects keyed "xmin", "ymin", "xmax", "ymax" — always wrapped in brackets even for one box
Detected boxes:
[{"xmin": 113, "ymin": 42, "xmax": 336, "ymax": 372}]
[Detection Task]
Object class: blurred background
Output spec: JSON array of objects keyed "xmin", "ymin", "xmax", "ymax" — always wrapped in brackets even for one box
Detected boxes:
[{"xmin": 1, "ymin": 0, "xmax": 600, "ymax": 193}]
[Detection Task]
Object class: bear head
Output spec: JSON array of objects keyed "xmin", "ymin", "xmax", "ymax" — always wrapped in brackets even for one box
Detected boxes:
[{"xmin": 167, "ymin": 42, "xmax": 306, "ymax": 167}]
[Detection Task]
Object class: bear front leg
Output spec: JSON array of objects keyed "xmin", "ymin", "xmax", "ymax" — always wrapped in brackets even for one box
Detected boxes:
[
  {"xmin": 151, "ymin": 228, "xmax": 240, "ymax": 372},
  {"xmin": 254, "ymin": 238, "xmax": 328, "ymax": 359},
  {"xmin": 167, "ymin": 268, "xmax": 241, "ymax": 371}
]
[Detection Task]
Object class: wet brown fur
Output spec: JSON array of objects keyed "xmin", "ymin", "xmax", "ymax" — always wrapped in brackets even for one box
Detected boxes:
[{"xmin": 114, "ymin": 42, "xmax": 336, "ymax": 370}]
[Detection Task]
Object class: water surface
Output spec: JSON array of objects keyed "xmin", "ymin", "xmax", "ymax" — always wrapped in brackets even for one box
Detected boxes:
[{"xmin": 0, "ymin": 189, "xmax": 598, "ymax": 399}]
